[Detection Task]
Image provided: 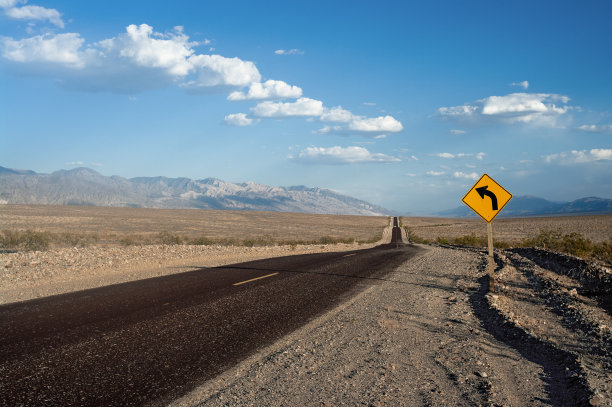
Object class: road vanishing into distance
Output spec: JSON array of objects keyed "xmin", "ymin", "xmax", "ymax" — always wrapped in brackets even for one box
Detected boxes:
[{"xmin": 1, "ymin": 218, "xmax": 420, "ymax": 406}]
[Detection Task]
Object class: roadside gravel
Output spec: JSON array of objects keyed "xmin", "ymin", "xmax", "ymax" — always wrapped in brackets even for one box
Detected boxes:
[{"xmin": 171, "ymin": 245, "xmax": 552, "ymax": 407}]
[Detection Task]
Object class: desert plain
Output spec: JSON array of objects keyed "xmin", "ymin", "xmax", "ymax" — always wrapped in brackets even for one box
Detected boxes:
[{"xmin": 1, "ymin": 204, "xmax": 611, "ymax": 406}]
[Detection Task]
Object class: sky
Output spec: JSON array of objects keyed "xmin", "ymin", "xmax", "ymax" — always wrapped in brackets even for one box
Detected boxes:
[{"xmin": 1, "ymin": 0, "xmax": 611, "ymax": 214}]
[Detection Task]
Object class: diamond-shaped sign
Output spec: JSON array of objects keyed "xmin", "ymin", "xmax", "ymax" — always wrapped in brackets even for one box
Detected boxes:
[{"xmin": 462, "ymin": 174, "xmax": 512, "ymax": 222}]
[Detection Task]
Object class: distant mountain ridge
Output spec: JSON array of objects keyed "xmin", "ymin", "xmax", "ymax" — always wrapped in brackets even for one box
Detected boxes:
[
  {"xmin": 437, "ymin": 195, "xmax": 612, "ymax": 218},
  {"xmin": 0, "ymin": 166, "xmax": 390, "ymax": 216}
]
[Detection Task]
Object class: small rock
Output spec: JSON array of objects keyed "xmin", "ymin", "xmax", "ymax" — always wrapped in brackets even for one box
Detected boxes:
[{"xmin": 475, "ymin": 371, "xmax": 488, "ymax": 378}]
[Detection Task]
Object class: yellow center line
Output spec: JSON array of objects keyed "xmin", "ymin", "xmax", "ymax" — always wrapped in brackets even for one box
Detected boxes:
[
  {"xmin": 232, "ymin": 272, "xmax": 279, "ymax": 286},
  {"xmin": 343, "ymin": 253, "xmax": 356, "ymax": 257}
]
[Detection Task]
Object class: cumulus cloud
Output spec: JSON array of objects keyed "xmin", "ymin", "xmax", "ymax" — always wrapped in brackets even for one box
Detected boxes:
[
  {"xmin": 1, "ymin": 1, "xmax": 64, "ymax": 28},
  {"xmin": 426, "ymin": 170, "xmax": 446, "ymax": 176},
  {"xmin": 577, "ymin": 124, "xmax": 612, "ymax": 133},
  {"xmin": 227, "ymin": 79, "xmax": 302, "ymax": 101},
  {"xmin": 544, "ymin": 148, "xmax": 612, "ymax": 164},
  {"xmin": 100, "ymin": 24, "xmax": 195, "ymax": 76},
  {"xmin": 320, "ymin": 106, "xmax": 355, "ymax": 123},
  {"xmin": 251, "ymin": 97, "xmax": 324, "ymax": 118},
  {"xmin": 316, "ymin": 112, "xmax": 403, "ymax": 137},
  {"xmin": 349, "ymin": 115, "xmax": 403, "ymax": 132},
  {"xmin": 438, "ymin": 92, "xmax": 571, "ymax": 127},
  {"xmin": 274, "ymin": 49, "xmax": 303, "ymax": 55},
  {"xmin": 290, "ymin": 146, "xmax": 401, "ymax": 164},
  {"xmin": 0, "ymin": 24, "xmax": 261, "ymax": 93},
  {"xmin": 1, "ymin": 32, "xmax": 84, "ymax": 67},
  {"xmin": 224, "ymin": 113, "xmax": 256, "ymax": 126}
]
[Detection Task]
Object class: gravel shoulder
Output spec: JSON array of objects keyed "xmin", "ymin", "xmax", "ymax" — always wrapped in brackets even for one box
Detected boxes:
[{"xmin": 171, "ymin": 245, "xmax": 555, "ymax": 407}]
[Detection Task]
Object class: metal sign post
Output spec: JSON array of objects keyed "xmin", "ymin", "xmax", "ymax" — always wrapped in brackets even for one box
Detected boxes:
[{"xmin": 462, "ymin": 174, "xmax": 512, "ymax": 293}]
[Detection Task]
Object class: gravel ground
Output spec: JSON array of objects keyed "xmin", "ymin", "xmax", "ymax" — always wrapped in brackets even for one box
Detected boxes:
[{"xmin": 171, "ymin": 246, "xmax": 554, "ymax": 407}]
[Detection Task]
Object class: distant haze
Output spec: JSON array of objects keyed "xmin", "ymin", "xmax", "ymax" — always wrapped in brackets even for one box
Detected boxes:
[
  {"xmin": 1, "ymin": 166, "xmax": 610, "ymax": 217},
  {"xmin": 0, "ymin": 166, "xmax": 390, "ymax": 216}
]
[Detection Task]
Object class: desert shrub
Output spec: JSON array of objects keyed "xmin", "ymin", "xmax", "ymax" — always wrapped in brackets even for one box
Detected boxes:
[
  {"xmin": 591, "ymin": 242, "xmax": 612, "ymax": 264},
  {"xmin": 0, "ymin": 230, "xmax": 51, "ymax": 251},
  {"xmin": 404, "ymin": 228, "xmax": 431, "ymax": 244},
  {"xmin": 23, "ymin": 230, "xmax": 51, "ymax": 251},
  {"xmin": 318, "ymin": 236, "xmax": 337, "ymax": 244},
  {"xmin": 156, "ymin": 231, "xmax": 183, "ymax": 245},
  {"xmin": 519, "ymin": 229, "xmax": 610, "ymax": 264},
  {"xmin": 0, "ymin": 230, "xmax": 22, "ymax": 249},
  {"xmin": 242, "ymin": 234, "xmax": 275, "ymax": 247},
  {"xmin": 119, "ymin": 234, "xmax": 149, "ymax": 246},
  {"xmin": 452, "ymin": 233, "xmax": 487, "ymax": 247},
  {"xmin": 190, "ymin": 236, "xmax": 214, "ymax": 246},
  {"xmin": 58, "ymin": 232, "xmax": 100, "ymax": 247},
  {"xmin": 436, "ymin": 237, "xmax": 450, "ymax": 245}
]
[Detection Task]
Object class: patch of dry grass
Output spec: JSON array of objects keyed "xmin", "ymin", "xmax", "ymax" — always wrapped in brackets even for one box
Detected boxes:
[
  {"xmin": 401, "ymin": 216, "xmax": 612, "ymax": 265},
  {"xmin": 0, "ymin": 205, "xmax": 388, "ymax": 250}
]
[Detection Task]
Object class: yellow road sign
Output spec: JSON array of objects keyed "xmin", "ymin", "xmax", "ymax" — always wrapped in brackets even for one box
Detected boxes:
[{"xmin": 462, "ymin": 174, "xmax": 512, "ymax": 222}]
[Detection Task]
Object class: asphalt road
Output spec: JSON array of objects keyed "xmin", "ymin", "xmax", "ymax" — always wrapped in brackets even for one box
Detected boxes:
[{"xmin": 0, "ymin": 219, "xmax": 421, "ymax": 406}]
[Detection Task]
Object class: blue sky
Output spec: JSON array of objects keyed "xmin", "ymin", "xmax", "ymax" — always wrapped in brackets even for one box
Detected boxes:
[{"xmin": 1, "ymin": 0, "xmax": 611, "ymax": 214}]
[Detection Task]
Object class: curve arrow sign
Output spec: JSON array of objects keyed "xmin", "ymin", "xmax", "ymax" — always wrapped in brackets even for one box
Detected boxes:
[{"xmin": 476, "ymin": 185, "xmax": 498, "ymax": 211}]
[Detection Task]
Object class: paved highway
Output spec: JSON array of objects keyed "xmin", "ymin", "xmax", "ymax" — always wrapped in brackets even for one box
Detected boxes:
[{"xmin": 1, "ymin": 218, "xmax": 421, "ymax": 406}]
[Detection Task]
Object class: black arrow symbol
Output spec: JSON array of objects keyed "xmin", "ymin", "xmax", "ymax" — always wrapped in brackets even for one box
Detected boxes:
[{"xmin": 476, "ymin": 185, "xmax": 498, "ymax": 210}]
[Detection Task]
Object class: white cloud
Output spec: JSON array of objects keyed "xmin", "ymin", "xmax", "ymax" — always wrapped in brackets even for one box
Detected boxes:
[
  {"xmin": 438, "ymin": 92, "xmax": 571, "ymax": 127},
  {"xmin": 450, "ymin": 129, "xmax": 466, "ymax": 135},
  {"xmin": 2, "ymin": 1, "xmax": 64, "ymax": 28},
  {"xmin": 316, "ymin": 113, "xmax": 403, "ymax": 136},
  {"xmin": 224, "ymin": 113, "xmax": 256, "ymax": 126},
  {"xmin": 1, "ymin": 33, "xmax": 85, "ymax": 67},
  {"xmin": 453, "ymin": 171, "xmax": 479, "ymax": 180},
  {"xmin": 510, "ymin": 80, "xmax": 529, "ymax": 89},
  {"xmin": 227, "ymin": 79, "xmax": 302, "ymax": 101},
  {"xmin": 1, "ymin": 24, "xmax": 262, "ymax": 93},
  {"xmin": 320, "ymin": 106, "xmax": 355, "ymax": 123},
  {"xmin": 426, "ymin": 170, "xmax": 446, "ymax": 176},
  {"xmin": 544, "ymin": 148, "xmax": 612, "ymax": 164},
  {"xmin": 0, "ymin": 0, "xmax": 23, "ymax": 7},
  {"xmin": 184, "ymin": 54, "xmax": 260, "ymax": 88},
  {"xmin": 435, "ymin": 152, "xmax": 485, "ymax": 160},
  {"xmin": 100, "ymin": 24, "xmax": 195, "ymax": 76},
  {"xmin": 291, "ymin": 146, "xmax": 400, "ymax": 164},
  {"xmin": 577, "ymin": 124, "xmax": 612, "ymax": 133},
  {"xmin": 348, "ymin": 115, "xmax": 403, "ymax": 132},
  {"xmin": 274, "ymin": 49, "xmax": 303, "ymax": 55},
  {"xmin": 251, "ymin": 97, "xmax": 324, "ymax": 118}
]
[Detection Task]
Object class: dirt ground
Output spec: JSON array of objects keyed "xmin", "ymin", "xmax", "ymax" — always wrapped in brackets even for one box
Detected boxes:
[
  {"xmin": 172, "ymin": 245, "xmax": 611, "ymax": 407},
  {"xmin": 0, "ymin": 204, "xmax": 388, "ymax": 244},
  {"xmin": 401, "ymin": 214, "xmax": 612, "ymax": 244},
  {"xmin": 2, "ymin": 206, "xmax": 611, "ymax": 405}
]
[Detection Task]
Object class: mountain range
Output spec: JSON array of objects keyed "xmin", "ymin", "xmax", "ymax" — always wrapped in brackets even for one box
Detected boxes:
[
  {"xmin": 437, "ymin": 195, "xmax": 612, "ymax": 218},
  {"xmin": 0, "ymin": 166, "xmax": 390, "ymax": 216},
  {"xmin": 1, "ymin": 166, "xmax": 610, "ymax": 217}
]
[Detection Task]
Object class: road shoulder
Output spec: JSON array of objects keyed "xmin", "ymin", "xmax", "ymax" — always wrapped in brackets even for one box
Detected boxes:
[{"xmin": 171, "ymin": 245, "xmax": 549, "ymax": 407}]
